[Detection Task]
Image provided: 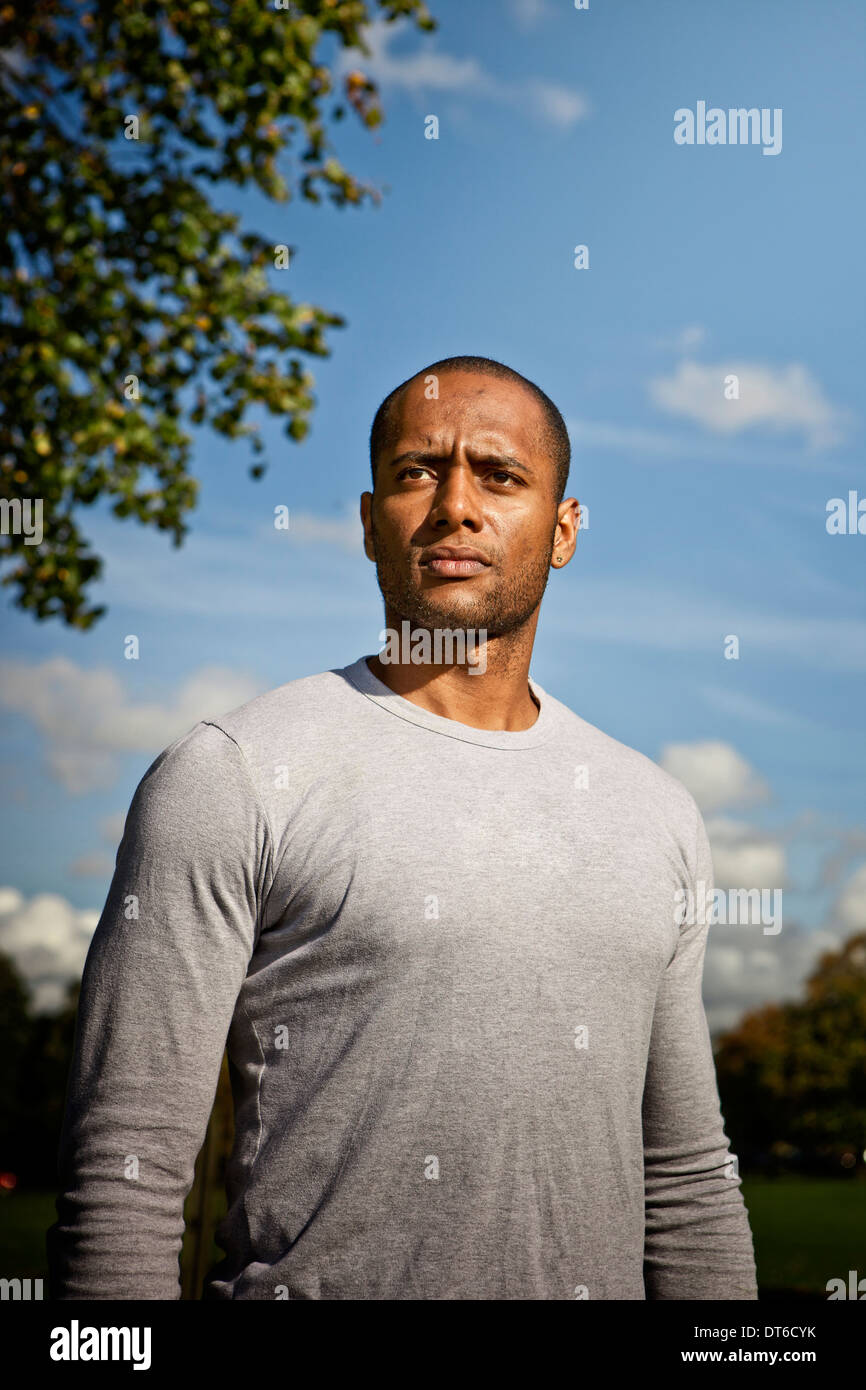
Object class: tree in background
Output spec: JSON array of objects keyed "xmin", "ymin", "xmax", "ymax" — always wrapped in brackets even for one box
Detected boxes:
[
  {"xmin": 0, "ymin": 952, "xmax": 80, "ymax": 1187},
  {"xmin": 715, "ymin": 931, "xmax": 866, "ymax": 1172},
  {"xmin": 0, "ymin": 0, "xmax": 435, "ymax": 628}
]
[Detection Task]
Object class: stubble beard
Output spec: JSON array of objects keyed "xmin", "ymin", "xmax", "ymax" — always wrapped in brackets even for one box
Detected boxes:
[{"xmin": 370, "ymin": 515, "xmax": 554, "ymax": 641}]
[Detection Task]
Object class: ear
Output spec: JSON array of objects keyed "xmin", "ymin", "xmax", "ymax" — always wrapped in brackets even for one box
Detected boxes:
[
  {"xmin": 552, "ymin": 497, "xmax": 580, "ymax": 562},
  {"xmin": 360, "ymin": 492, "xmax": 376, "ymax": 562}
]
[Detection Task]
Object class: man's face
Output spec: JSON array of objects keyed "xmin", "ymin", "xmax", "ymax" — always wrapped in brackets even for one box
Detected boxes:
[{"xmin": 361, "ymin": 370, "xmax": 570, "ymax": 639}]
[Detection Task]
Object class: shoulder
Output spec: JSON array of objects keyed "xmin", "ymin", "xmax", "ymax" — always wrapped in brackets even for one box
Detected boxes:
[
  {"xmin": 544, "ymin": 688, "xmax": 702, "ymax": 834},
  {"xmin": 126, "ymin": 718, "xmax": 264, "ymax": 842},
  {"xmin": 200, "ymin": 666, "xmax": 352, "ymax": 748}
]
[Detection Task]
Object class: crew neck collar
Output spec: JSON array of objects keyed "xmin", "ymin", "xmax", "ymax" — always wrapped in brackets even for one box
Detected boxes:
[{"xmin": 339, "ymin": 654, "xmax": 556, "ymax": 750}]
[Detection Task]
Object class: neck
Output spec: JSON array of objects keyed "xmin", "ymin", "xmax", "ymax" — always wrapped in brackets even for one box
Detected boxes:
[{"xmin": 367, "ymin": 619, "xmax": 540, "ymax": 732}]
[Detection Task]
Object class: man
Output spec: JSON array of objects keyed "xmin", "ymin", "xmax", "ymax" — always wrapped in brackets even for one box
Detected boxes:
[{"xmin": 48, "ymin": 355, "xmax": 758, "ymax": 1300}]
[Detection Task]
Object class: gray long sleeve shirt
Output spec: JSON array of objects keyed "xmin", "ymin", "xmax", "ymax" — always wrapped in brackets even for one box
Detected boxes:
[{"xmin": 48, "ymin": 654, "xmax": 758, "ymax": 1300}]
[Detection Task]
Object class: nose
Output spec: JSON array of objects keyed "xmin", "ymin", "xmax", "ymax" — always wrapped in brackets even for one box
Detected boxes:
[{"xmin": 428, "ymin": 459, "xmax": 484, "ymax": 532}]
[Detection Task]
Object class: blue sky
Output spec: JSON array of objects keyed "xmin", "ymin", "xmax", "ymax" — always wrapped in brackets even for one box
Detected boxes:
[{"xmin": 1, "ymin": 0, "xmax": 864, "ymax": 1030}]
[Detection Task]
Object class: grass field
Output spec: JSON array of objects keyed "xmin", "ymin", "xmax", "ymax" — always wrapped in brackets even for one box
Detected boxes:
[
  {"xmin": 741, "ymin": 1176, "xmax": 866, "ymax": 1297},
  {"xmin": 1, "ymin": 1176, "xmax": 862, "ymax": 1298}
]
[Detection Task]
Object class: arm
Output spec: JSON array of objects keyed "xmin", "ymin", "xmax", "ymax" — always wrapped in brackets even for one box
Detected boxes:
[
  {"xmin": 47, "ymin": 720, "xmax": 269, "ymax": 1299},
  {"xmin": 642, "ymin": 800, "xmax": 758, "ymax": 1299}
]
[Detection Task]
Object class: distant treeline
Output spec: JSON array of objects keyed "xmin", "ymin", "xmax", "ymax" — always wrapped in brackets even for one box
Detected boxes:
[
  {"xmin": 714, "ymin": 931, "xmax": 866, "ymax": 1176},
  {"xmin": 0, "ymin": 954, "xmax": 79, "ymax": 1188}
]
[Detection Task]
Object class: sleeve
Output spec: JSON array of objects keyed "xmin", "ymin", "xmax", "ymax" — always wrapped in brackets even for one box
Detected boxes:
[
  {"xmin": 46, "ymin": 720, "xmax": 270, "ymax": 1300},
  {"xmin": 641, "ymin": 798, "xmax": 759, "ymax": 1300}
]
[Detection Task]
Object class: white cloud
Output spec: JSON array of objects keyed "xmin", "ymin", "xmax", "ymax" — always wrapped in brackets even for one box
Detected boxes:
[
  {"xmin": 698, "ymin": 684, "xmax": 809, "ymax": 729},
  {"xmin": 700, "ymin": 827, "xmax": 865, "ymax": 1037},
  {"xmin": 337, "ymin": 18, "xmax": 588, "ymax": 129},
  {"xmin": 546, "ymin": 576, "xmax": 866, "ymax": 673},
  {"xmin": 650, "ymin": 769, "xmax": 866, "ymax": 1032},
  {"xmin": 100, "ymin": 810, "xmax": 127, "ymax": 844},
  {"xmin": 835, "ymin": 861, "xmax": 866, "ymax": 931},
  {"xmin": 659, "ymin": 739, "xmax": 769, "ymax": 813},
  {"xmin": 565, "ymin": 414, "xmax": 843, "ymax": 471},
  {"xmin": 283, "ymin": 506, "xmax": 363, "ymax": 553},
  {"xmin": 819, "ymin": 827, "xmax": 866, "ymax": 890},
  {"xmin": 349, "ymin": 29, "xmax": 486, "ymax": 92},
  {"xmin": 68, "ymin": 852, "xmax": 117, "ymax": 879},
  {"xmin": 0, "ymin": 657, "xmax": 261, "ymax": 793},
  {"xmin": 87, "ymin": 509, "xmax": 376, "ymax": 620},
  {"xmin": 0, "ymin": 887, "xmax": 98, "ymax": 1014},
  {"xmin": 508, "ymin": 0, "xmax": 551, "ymax": 26},
  {"xmin": 336, "ymin": 17, "xmax": 488, "ymax": 93},
  {"xmin": 703, "ymin": 924, "xmax": 840, "ymax": 1035},
  {"xmin": 527, "ymin": 80, "xmax": 589, "ymax": 128},
  {"xmin": 654, "ymin": 324, "xmax": 707, "ymax": 353},
  {"xmin": 67, "ymin": 811, "xmax": 127, "ymax": 878},
  {"xmin": 705, "ymin": 815, "xmax": 786, "ymax": 890},
  {"xmin": 567, "ymin": 418, "xmax": 694, "ymax": 456},
  {"xmin": 649, "ymin": 360, "xmax": 852, "ymax": 449}
]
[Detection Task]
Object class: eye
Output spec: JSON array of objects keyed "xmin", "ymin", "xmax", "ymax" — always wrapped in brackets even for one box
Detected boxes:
[
  {"xmin": 397, "ymin": 466, "xmax": 434, "ymax": 480},
  {"xmin": 489, "ymin": 470, "xmax": 518, "ymax": 485}
]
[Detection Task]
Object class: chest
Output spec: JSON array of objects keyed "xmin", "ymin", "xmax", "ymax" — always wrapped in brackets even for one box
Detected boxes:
[{"xmin": 257, "ymin": 749, "xmax": 682, "ymax": 1002}]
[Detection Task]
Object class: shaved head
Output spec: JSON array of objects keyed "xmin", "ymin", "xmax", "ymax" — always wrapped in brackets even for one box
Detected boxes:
[{"xmin": 370, "ymin": 355, "xmax": 570, "ymax": 503}]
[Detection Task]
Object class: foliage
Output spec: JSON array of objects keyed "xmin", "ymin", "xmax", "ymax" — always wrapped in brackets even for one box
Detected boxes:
[
  {"xmin": 715, "ymin": 932, "xmax": 866, "ymax": 1164},
  {"xmin": 0, "ymin": 951, "xmax": 80, "ymax": 1186},
  {"xmin": 0, "ymin": 0, "xmax": 435, "ymax": 626}
]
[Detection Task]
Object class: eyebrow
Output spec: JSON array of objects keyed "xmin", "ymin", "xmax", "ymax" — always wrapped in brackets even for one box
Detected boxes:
[{"xmin": 388, "ymin": 449, "xmax": 533, "ymax": 476}]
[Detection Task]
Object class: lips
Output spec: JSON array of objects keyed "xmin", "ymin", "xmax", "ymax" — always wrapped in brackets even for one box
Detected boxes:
[
  {"xmin": 420, "ymin": 547, "xmax": 491, "ymax": 578},
  {"xmin": 426, "ymin": 557, "xmax": 487, "ymax": 577}
]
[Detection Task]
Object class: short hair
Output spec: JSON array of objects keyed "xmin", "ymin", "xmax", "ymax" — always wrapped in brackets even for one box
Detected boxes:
[{"xmin": 369, "ymin": 355, "xmax": 570, "ymax": 503}]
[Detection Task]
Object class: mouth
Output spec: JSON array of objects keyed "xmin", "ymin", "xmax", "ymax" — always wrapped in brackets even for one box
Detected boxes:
[
  {"xmin": 420, "ymin": 548, "xmax": 491, "ymax": 579},
  {"xmin": 424, "ymin": 557, "xmax": 488, "ymax": 578}
]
